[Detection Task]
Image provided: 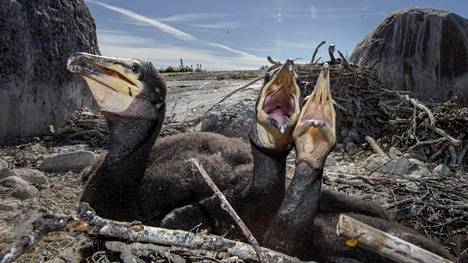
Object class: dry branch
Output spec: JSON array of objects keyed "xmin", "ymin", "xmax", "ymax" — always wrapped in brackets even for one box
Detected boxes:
[
  {"xmin": 0, "ymin": 203, "xmax": 306, "ymax": 263},
  {"xmin": 267, "ymin": 56, "xmax": 281, "ymax": 66},
  {"xmin": 189, "ymin": 158, "xmax": 268, "ymax": 263},
  {"xmin": 336, "ymin": 214, "xmax": 455, "ymax": 263},
  {"xmin": 310, "ymin": 41, "xmax": 326, "ymax": 64}
]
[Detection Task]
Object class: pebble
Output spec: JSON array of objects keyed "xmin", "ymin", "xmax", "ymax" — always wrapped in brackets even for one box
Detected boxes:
[{"xmin": 40, "ymin": 150, "xmax": 97, "ymax": 173}]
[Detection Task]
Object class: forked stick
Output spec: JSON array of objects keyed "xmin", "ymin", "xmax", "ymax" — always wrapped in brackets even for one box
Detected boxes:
[
  {"xmin": 189, "ymin": 158, "xmax": 269, "ymax": 263},
  {"xmin": 336, "ymin": 214, "xmax": 454, "ymax": 263}
]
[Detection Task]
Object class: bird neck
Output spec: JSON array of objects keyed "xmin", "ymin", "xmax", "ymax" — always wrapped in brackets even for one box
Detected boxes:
[
  {"xmin": 249, "ymin": 140, "xmax": 289, "ymax": 199},
  {"xmin": 81, "ymin": 113, "xmax": 164, "ymax": 220},
  {"xmin": 262, "ymin": 160, "xmax": 324, "ymax": 255}
]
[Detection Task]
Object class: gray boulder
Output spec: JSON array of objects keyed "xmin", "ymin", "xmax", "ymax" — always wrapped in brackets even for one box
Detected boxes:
[
  {"xmin": 201, "ymin": 100, "xmax": 255, "ymax": 139},
  {"xmin": 0, "ymin": 176, "xmax": 39, "ymax": 200},
  {"xmin": 350, "ymin": 8, "xmax": 468, "ymax": 100},
  {"xmin": 40, "ymin": 150, "xmax": 97, "ymax": 173},
  {"xmin": 0, "ymin": 0, "xmax": 100, "ymax": 142}
]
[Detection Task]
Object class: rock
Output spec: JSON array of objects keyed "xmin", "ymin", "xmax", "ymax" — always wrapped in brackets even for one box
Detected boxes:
[
  {"xmin": 407, "ymin": 158, "xmax": 431, "ymax": 178},
  {"xmin": 405, "ymin": 182, "xmax": 420, "ymax": 192},
  {"xmin": 0, "ymin": 168, "xmax": 16, "ymax": 180},
  {"xmin": 364, "ymin": 154, "xmax": 388, "ymax": 171},
  {"xmin": 0, "ymin": 176, "xmax": 39, "ymax": 200},
  {"xmin": 0, "ymin": 159, "xmax": 8, "ymax": 169},
  {"xmin": 350, "ymin": 8, "xmax": 468, "ymax": 100},
  {"xmin": 12, "ymin": 169, "xmax": 49, "ymax": 189},
  {"xmin": 0, "ymin": 0, "xmax": 100, "ymax": 142},
  {"xmin": 433, "ymin": 164, "xmax": 453, "ymax": 176},
  {"xmin": 345, "ymin": 143, "xmax": 358, "ymax": 155},
  {"xmin": 364, "ymin": 154, "xmax": 431, "ymax": 177},
  {"xmin": 388, "ymin": 147, "xmax": 402, "ymax": 159},
  {"xmin": 40, "ymin": 150, "xmax": 97, "ymax": 173},
  {"xmin": 201, "ymin": 100, "xmax": 255, "ymax": 139}
]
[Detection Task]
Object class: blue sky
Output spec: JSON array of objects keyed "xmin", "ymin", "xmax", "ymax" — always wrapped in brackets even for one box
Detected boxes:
[{"xmin": 85, "ymin": 0, "xmax": 468, "ymax": 70}]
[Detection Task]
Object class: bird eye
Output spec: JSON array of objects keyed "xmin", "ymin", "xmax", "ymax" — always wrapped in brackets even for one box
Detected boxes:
[{"xmin": 131, "ymin": 64, "xmax": 140, "ymax": 73}]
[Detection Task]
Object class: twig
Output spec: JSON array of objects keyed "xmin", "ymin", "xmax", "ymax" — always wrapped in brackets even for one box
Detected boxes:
[
  {"xmin": 0, "ymin": 203, "xmax": 307, "ymax": 263},
  {"xmin": 188, "ymin": 158, "xmax": 269, "ymax": 263},
  {"xmin": 401, "ymin": 95, "xmax": 461, "ymax": 146},
  {"xmin": 365, "ymin": 136, "xmax": 389, "ymax": 159},
  {"xmin": 267, "ymin": 56, "xmax": 281, "ymax": 66},
  {"xmin": 310, "ymin": 41, "xmax": 326, "ymax": 63},
  {"xmin": 336, "ymin": 215, "xmax": 455, "ymax": 263}
]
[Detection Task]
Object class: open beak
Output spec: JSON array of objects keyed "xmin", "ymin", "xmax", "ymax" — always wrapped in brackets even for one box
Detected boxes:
[
  {"xmin": 67, "ymin": 52, "xmax": 144, "ymax": 115},
  {"xmin": 255, "ymin": 59, "xmax": 301, "ymax": 149},
  {"xmin": 293, "ymin": 63, "xmax": 336, "ymax": 165}
]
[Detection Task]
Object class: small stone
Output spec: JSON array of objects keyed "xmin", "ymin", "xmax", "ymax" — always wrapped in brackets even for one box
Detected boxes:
[
  {"xmin": 12, "ymin": 169, "xmax": 49, "ymax": 189},
  {"xmin": 40, "ymin": 150, "xmax": 97, "ymax": 173},
  {"xmin": 0, "ymin": 158, "xmax": 8, "ymax": 169},
  {"xmin": 0, "ymin": 176, "xmax": 39, "ymax": 200},
  {"xmin": 433, "ymin": 164, "xmax": 453, "ymax": 176},
  {"xmin": 388, "ymin": 147, "xmax": 402, "ymax": 159},
  {"xmin": 364, "ymin": 154, "xmax": 387, "ymax": 170},
  {"xmin": 345, "ymin": 143, "xmax": 358, "ymax": 155},
  {"xmin": 407, "ymin": 158, "xmax": 431, "ymax": 178},
  {"xmin": 405, "ymin": 182, "xmax": 420, "ymax": 192},
  {"xmin": 392, "ymin": 157, "xmax": 410, "ymax": 176}
]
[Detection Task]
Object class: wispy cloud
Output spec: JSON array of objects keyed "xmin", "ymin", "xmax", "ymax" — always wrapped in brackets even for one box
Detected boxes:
[
  {"xmin": 188, "ymin": 22, "xmax": 243, "ymax": 29},
  {"xmin": 157, "ymin": 13, "xmax": 229, "ymax": 22},
  {"xmin": 86, "ymin": 0, "xmax": 194, "ymax": 41},
  {"xmin": 86, "ymin": 0, "xmax": 263, "ymax": 65},
  {"xmin": 98, "ymin": 31, "xmax": 265, "ymax": 70}
]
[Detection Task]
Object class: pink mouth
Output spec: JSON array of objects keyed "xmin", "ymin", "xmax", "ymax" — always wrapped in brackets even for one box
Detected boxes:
[{"xmin": 263, "ymin": 88, "xmax": 295, "ymax": 125}]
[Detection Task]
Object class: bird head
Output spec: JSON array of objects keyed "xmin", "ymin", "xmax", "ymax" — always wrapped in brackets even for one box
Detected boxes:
[
  {"xmin": 293, "ymin": 63, "xmax": 336, "ymax": 167},
  {"xmin": 254, "ymin": 59, "xmax": 301, "ymax": 151},
  {"xmin": 67, "ymin": 52, "xmax": 166, "ymax": 120}
]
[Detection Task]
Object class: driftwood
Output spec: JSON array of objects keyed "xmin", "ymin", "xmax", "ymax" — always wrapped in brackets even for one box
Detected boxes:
[
  {"xmin": 336, "ymin": 215, "xmax": 455, "ymax": 263},
  {"xmin": 189, "ymin": 158, "xmax": 268, "ymax": 263},
  {"xmin": 0, "ymin": 203, "xmax": 307, "ymax": 263}
]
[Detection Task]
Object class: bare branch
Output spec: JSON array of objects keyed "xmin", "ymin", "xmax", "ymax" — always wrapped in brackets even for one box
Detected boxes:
[
  {"xmin": 189, "ymin": 158, "xmax": 268, "ymax": 263},
  {"xmin": 267, "ymin": 56, "xmax": 281, "ymax": 66},
  {"xmin": 310, "ymin": 41, "xmax": 326, "ymax": 63}
]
